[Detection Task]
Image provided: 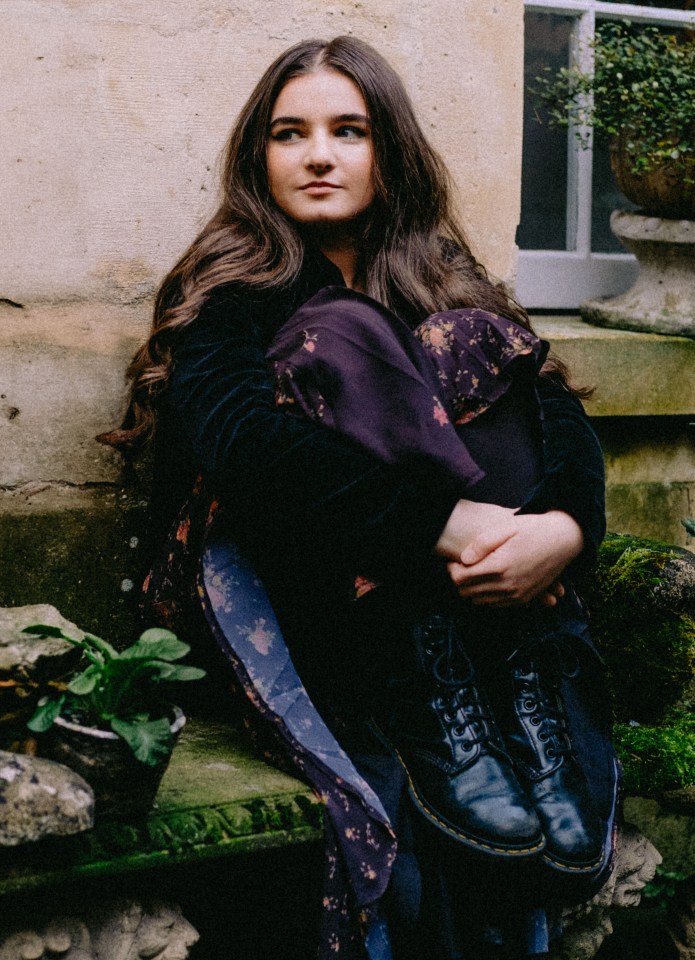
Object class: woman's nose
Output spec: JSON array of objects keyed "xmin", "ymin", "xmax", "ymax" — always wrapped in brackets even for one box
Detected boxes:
[{"xmin": 305, "ymin": 131, "xmax": 335, "ymax": 171}]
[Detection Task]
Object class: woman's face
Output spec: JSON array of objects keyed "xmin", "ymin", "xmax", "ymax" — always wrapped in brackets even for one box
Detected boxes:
[{"xmin": 266, "ymin": 68, "xmax": 376, "ymax": 232}]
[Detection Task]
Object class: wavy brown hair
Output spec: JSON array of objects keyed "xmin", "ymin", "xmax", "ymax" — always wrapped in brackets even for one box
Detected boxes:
[{"xmin": 101, "ymin": 35, "xmax": 575, "ymax": 450}]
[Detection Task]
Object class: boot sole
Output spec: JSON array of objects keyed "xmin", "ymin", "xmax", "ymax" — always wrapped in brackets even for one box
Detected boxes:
[
  {"xmin": 370, "ymin": 720, "xmax": 546, "ymax": 858},
  {"xmin": 541, "ymin": 849, "xmax": 606, "ymax": 873}
]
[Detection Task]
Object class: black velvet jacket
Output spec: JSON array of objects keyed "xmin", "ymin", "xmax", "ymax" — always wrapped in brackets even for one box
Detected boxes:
[{"xmin": 152, "ymin": 249, "xmax": 605, "ymax": 615}]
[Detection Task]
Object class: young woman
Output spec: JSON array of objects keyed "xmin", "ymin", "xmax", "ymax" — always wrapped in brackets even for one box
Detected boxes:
[{"xmin": 102, "ymin": 37, "xmax": 618, "ymax": 960}]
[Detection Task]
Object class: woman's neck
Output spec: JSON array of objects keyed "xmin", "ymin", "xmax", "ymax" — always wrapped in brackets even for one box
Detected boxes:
[
  {"xmin": 321, "ymin": 244, "xmax": 360, "ymax": 290},
  {"xmin": 305, "ymin": 222, "xmax": 364, "ymax": 291}
]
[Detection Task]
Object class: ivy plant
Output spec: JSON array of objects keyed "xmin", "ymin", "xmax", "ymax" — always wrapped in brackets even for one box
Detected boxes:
[
  {"xmin": 26, "ymin": 625, "xmax": 205, "ymax": 767},
  {"xmin": 532, "ymin": 21, "xmax": 695, "ymax": 177}
]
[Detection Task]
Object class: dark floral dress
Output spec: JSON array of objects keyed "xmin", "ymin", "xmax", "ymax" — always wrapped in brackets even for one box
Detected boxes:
[{"xmin": 142, "ymin": 288, "xmax": 619, "ymax": 960}]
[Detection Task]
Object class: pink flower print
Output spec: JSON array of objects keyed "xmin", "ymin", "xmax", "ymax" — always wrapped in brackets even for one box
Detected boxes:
[
  {"xmin": 428, "ymin": 326, "xmax": 447, "ymax": 349},
  {"xmin": 206, "ymin": 572, "xmax": 232, "ymax": 613},
  {"xmin": 365, "ymin": 823, "xmax": 381, "ymax": 849},
  {"xmin": 302, "ymin": 329, "xmax": 318, "ymax": 353},
  {"xmin": 175, "ymin": 517, "xmax": 191, "ymax": 543},
  {"xmin": 360, "ymin": 862, "xmax": 378, "ymax": 881},
  {"xmin": 433, "ymin": 400, "xmax": 450, "ymax": 427},
  {"xmin": 354, "ymin": 574, "xmax": 379, "ymax": 599},
  {"xmin": 344, "ymin": 826, "xmax": 360, "ymax": 841},
  {"xmin": 242, "ymin": 617, "xmax": 275, "ymax": 655}
]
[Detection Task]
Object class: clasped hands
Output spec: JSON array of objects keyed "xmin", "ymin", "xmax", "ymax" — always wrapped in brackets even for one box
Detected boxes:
[{"xmin": 435, "ymin": 500, "xmax": 584, "ymax": 608}]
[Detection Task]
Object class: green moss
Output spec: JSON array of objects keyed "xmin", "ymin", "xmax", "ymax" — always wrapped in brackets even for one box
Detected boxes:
[
  {"xmin": 614, "ymin": 713, "xmax": 695, "ymax": 794},
  {"xmin": 588, "ymin": 534, "xmax": 695, "ymax": 724}
]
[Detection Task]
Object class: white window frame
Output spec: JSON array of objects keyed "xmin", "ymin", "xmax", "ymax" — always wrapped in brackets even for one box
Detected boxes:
[{"xmin": 518, "ymin": 0, "xmax": 695, "ymax": 308}]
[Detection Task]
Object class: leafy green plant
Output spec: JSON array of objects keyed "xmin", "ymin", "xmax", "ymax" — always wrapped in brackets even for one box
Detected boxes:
[
  {"xmin": 25, "ymin": 626, "xmax": 205, "ymax": 767},
  {"xmin": 642, "ymin": 867, "xmax": 686, "ymax": 906},
  {"xmin": 533, "ymin": 21, "xmax": 695, "ymax": 176}
]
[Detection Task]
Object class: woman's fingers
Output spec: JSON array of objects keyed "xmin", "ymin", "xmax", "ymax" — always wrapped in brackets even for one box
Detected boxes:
[
  {"xmin": 458, "ymin": 523, "xmax": 519, "ymax": 566},
  {"xmin": 435, "ymin": 500, "xmax": 517, "ymax": 561},
  {"xmin": 445, "ymin": 513, "xmax": 582, "ymax": 606}
]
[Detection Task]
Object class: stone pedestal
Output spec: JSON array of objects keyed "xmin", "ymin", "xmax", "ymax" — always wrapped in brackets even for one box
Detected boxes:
[
  {"xmin": 0, "ymin": 901, "xmax": 198, "ymax": 960},
  {"xmin": 581, "ymin": 212, "xmax": 695, "ymax": 337},
  {"xmin": 549, "ymin": 823, "xmax": 663, "ymax": 960}
]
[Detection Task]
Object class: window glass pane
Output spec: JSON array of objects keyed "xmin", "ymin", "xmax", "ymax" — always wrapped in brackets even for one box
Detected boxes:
[{"xmin": 518, "ymin": 11, "xmax": 574, "ymax": 251}]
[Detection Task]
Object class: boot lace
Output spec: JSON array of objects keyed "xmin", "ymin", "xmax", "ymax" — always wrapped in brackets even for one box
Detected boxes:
[
  {"xmin": 426, "ymin": 624, "xmax": 494, "ymax": 751},
  {"xmin": 512, "ymin": 639, "xmax": 579, "ymax": 761}
]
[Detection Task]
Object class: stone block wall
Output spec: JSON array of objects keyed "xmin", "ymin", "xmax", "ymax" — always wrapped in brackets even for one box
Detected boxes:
[{"xmin": 536, "ymin": 317, "xmax": 695, "ymax": 551}]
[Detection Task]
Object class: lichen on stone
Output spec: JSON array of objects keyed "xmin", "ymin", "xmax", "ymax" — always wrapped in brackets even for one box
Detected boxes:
[{"xmin": 587, "ymin": 533, "xmax": 695, "ymax": 725}]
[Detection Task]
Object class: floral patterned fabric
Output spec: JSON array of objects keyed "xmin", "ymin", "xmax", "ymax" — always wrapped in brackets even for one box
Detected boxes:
[
  {"xmin": 142, "ymin": 289, "xmax": 610, "ymax": 960},
  {"xmin": 142, "ymin": 483, "xmax": 396, "ymax": 959},
  {"xmin": 267, "ymin": 286, "xmax": 546, "ymax": 490}
]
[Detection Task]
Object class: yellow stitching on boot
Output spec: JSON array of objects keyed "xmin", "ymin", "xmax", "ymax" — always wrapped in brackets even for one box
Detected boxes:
[
  {"xmin": 542, "ymin": 850, "xmax": 605, "ymax": 873},
  {"xmin": 375, "ymin": 724, "xmax": 545, "ymax": 856}
]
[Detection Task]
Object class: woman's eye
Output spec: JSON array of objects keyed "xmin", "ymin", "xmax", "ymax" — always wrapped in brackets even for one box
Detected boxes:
[
  {"xmin": 335, "ymin": 125, "xmax": 368, "ymax": 139},
  {"xmin": 271, "ymin": 128, "xmax": 302, "ymax": 142}
]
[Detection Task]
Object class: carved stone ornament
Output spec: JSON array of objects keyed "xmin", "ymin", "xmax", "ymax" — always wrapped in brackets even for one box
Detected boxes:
[
  {"xmin": 0, "ymin": 900, "xmax": 199, "ymax": 960},
  {"xmin": 550, "ymin": 823, "xmax": 663, "ymax": 960},
  {"xmin": 665, "ymin": 874, "xmax": 695, "ymax": 960}
]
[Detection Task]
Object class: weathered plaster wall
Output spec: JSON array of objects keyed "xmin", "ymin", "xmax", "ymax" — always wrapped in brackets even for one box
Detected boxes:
[
  {"xmin": 1, "ymin": 0, "xmax": 523, "ymax": 304},
  {"xmin": 0, "ymin": 0, "xmax": 525, "ymax": 633}
]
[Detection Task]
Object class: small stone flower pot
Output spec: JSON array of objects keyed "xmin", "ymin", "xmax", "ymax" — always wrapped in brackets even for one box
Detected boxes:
[{"xmin": 46, "ymin": 708, "xmax": 185, "ymax": 819}]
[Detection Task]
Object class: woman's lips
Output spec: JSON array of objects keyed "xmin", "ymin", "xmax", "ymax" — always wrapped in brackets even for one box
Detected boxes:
[{"xmin": 300, "ymin": 181, "xmax": 341, "ymax": 192}]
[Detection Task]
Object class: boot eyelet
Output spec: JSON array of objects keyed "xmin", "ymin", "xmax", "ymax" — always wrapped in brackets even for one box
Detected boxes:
[
  {"xmin": 530, "ymin": 716, "xmax": 541, "ymax": 726},
  {"xmin": 443, "ymin": 712, "xmax": 454, "ymax": 723},
  {"xmin": 453, "ymin": 725, "xmax": 466, "ymax": 737},
  {"xmin": 462, "ymin": 741, "xmax": 473, "ymax": 751},
  {"xmin": 538, "ymin": 732, "xmax": 549, "ymax": 742},
  {"xmin": 546, "ymin": 747, "xmax": 556, "ymax": 758},
  {"xmin": 524, "ymin": 699, "xmax": 536, "ymax": 710}
]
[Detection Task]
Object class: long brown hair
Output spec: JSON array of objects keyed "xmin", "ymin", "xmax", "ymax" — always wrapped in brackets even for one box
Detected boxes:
[{"xmin": 101, "ymin": 36, "xmax": 570, "ymax": 450}]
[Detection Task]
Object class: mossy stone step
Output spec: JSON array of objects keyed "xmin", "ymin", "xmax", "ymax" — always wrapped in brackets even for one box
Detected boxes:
[{"xmin": 0, "ymin": 719, "xmax": 323, "ymax": 896}]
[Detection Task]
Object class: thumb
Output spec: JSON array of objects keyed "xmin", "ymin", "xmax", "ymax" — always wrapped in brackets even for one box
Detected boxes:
[{"xmin": 460, "ymin": 524, "xmax": 516, "ymax": 565}]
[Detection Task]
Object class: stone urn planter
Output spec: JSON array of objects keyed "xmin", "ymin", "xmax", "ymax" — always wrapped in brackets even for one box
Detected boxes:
[
  {"xmin": 580, "ymin": 212, "xmax": 695, "ymax": 337},
  {"xmin": 533, "ymin": 24, "xmax": 695, "ymax": 336},
  {"xmin": 46, "ymin": 708, "xmax": 185, "ymax": 819},
  {"xmin": 609, "ymin": 130, "xmax": 695, "ymax": 221},
  {"xmin": 581, "ymin": 131, "xmax": 695, "ymax": 336}
]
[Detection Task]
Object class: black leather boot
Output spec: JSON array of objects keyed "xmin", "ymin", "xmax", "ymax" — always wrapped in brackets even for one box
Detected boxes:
[
  {"xmin": 373, "ymin": 616, "xmax": 544, "ymax": 858},
  {"xmin": 504, "ymin": 643, "xmax": 605, "ymax": 873}
]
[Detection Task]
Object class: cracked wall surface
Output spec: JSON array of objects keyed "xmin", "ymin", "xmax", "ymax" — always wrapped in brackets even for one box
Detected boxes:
[{"xmin": 1, "ymin": 0, "xmax": 523, "ymax": 302}]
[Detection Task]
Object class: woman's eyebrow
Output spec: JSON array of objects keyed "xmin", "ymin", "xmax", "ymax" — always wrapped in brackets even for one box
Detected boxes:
[
  {"xmin": 269, "ymin": 116, "xmax": 304, "ymax": 129},
  {"xmin": 334, "ymin": 113, "xmax": 370, "ymax": 125},
  {"xmin": 269, "ymin": 113, "xmax": 370, "ymax": 129}
]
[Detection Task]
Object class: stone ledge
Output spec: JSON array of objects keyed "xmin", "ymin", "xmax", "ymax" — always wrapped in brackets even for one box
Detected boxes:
[
  {"xmin": 534, "ymin": 315, "xmax": 695, "ymax": 417},
  {"xmin": 2, "ymin": 303, "xmax": 695, "ymax": 488},
  {"xmin": 0, "ymin": 720, "xmax": 322, "ymax": 897},
  {"xmin": 0, "ymin": 300, "xmax": 147, "ymax": 487}
]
